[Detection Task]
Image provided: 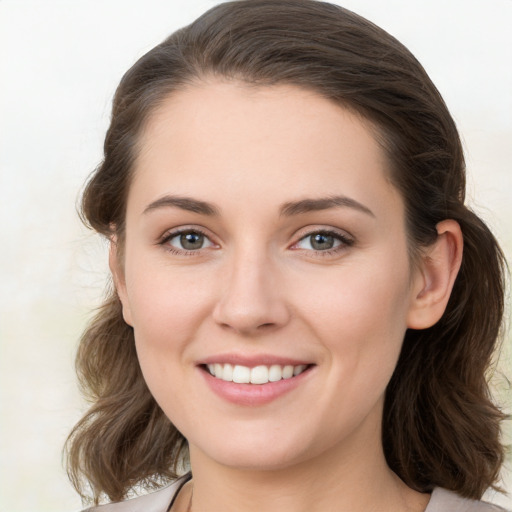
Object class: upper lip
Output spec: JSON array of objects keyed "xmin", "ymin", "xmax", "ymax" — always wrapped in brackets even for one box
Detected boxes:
[{"xmin": 198, "ymin": 353, "xmax": 313, "ymax": 368}]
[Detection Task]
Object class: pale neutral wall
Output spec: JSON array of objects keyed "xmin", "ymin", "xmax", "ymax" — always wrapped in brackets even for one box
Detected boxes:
[{"xmin": 0, "ymin": 1, "xmax": 510, "ymax": 511}]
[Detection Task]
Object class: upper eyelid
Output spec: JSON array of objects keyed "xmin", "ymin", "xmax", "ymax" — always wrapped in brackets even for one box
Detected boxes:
[
  {"xmin": 157, "ymin": 225, "xmax": 353, "ymax": 248},
  {"xmin": 159, "ymin": 227, "xmax": 218, "ymax": 255},
  {"xmin": 290, "ymin": 227, "xmax": 355, "ymax": 252},
  {"xmin": 159, "ymin": 225, "xmax": 214, "ymax": 242},
  {"xmin": 292, "ymin": 225, "xmax": 354, "ymax": 241}
]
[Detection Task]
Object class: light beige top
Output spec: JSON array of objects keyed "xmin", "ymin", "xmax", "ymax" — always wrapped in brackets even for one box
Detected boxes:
[{"xmin": 83, "ymin": 475, "xmax": 509, "ymax": 512}]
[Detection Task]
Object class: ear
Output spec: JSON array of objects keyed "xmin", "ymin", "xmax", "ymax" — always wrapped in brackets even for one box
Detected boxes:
[
  {"xmin": 109, "ymin": 237, "xmax": 134, "ymax": 326},
  {"xmin": 407, "ymin": 220, "xmax": 463, "ymax": 329}
]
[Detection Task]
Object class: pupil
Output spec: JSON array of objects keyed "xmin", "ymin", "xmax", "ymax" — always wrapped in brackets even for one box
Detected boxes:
[
  {"xmin": 311, "ymin": 233, "xmax": 334, "ymax": 250},
  {"xmin": 181, "ymin": 232, "xmax": 204, "ymax": 250}
]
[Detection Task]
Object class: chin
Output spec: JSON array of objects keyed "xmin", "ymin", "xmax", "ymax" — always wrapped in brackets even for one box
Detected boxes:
[
  {"xmin": 204, "ymin": 449, "xmax": 306, "ymax": 472},
  {"xmin": 188, "ymin": 426, "xmax": 324, "ymax": 472}
]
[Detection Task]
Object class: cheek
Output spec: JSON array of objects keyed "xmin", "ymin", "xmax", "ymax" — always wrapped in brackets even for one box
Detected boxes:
[
  {"xmin": 295, "ymin": 263, "xmax": 412, "ymax": 433},
  {"xmin": 124, "ymin": 263, "xmax": 214, "ymax": 418},
  {"xmin": 295, "ymin": 251, "xmax": 413, "ymax": 374},
  {"xmin": 121, "ymin": 253, "xmax": 216, "ymax": 397},
  {"xmin": 301, "ymin": 258, "xmax": 411, "ymax": 333},
  {"xmin": 124, "ymin": 256, "xmax": 216, "ymax": 343}
]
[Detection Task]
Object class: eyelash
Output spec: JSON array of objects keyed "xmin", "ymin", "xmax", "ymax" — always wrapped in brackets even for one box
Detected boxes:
[
  {"xmin": 159, "ymin": 227, "xmax": 215, "ymax": 256},
  {"xmin": 158, "ymin": 228, "xmax": 354, "ymax": 257},
  {"xmin": 291, "ymin": 229, "xmax": 354, "ymax": 258}
]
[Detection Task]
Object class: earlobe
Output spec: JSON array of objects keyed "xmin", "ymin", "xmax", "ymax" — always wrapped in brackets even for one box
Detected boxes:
[
  {"xmin": 109, "ymin": 237, "xmax": 134, "ymax": 327},
  {"xmin": 407, "ymin": 220, "xmax": 463, "ymax": 330}
]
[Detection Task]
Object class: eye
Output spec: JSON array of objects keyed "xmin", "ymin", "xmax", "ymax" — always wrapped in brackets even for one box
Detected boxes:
[
  {"xmin": 294, "ymin": 230, "xmax": 353, "ymax": 252},
  {"xmin": 164, "ymin": 229, "xmax": 215, "ymax": 252}
]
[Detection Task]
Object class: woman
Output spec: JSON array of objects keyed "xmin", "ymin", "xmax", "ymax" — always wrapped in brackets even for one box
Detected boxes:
[{"xmin": 66, "ymin": 1, "xmax": 508, "ymax": 511}]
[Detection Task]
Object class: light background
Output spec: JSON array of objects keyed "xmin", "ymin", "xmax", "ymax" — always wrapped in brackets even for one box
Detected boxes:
[{"xmin": 0, "ymin": 1, "xmax": 511, "ymax": 511}]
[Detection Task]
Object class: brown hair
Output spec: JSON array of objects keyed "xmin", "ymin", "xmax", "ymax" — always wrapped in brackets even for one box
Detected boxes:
[{"xmin": 66, "ymin": 0, "xmax": 507, "ymax": 505}]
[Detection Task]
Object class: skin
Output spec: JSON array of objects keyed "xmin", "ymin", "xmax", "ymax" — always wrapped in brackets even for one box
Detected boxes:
[{"xmin": 112, "ymin": 81, "xmax": 462, "ymax": 512}]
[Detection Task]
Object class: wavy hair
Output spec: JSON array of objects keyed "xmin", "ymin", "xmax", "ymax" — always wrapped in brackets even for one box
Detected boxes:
[{"xmin": 66, "ymin": 0, "xmax": 507, "ymax": 505}]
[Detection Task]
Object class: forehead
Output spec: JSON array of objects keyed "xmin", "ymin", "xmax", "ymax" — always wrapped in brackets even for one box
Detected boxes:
[{"xmin": 130, "ymin": 80, "xmax": 401, "ymax": 220}]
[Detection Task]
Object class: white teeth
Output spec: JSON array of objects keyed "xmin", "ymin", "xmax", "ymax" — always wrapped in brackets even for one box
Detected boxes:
[
  {"xmin": 232, "ymin": 365, "xmax": 251, "ymax": 383},
  {"xmin": 207, "ymin": 363, "xmax": 308, "ymax": 384},
  {"xmin": 268, "ymin": 364, "xmax": 283, "ymax": 382},
  {"xmin": 250, "ymin": 365, "xmax": 269, "ymax": 384},
  {"xmin": 282, "ymin": 365, "xmax": 294, "ymax": 379},
  {"xmin": 221, "ymin": 363, "xmax": 233, "ymax": 381},
  {"xmin": 293, "ymin": 364, "xmax": 307, "ymax": 376}
]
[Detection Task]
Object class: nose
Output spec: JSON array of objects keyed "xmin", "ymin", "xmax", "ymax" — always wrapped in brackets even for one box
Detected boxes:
[{"xmin": 212, "ymin": 250, "xmax": 290, "ymax": 336}]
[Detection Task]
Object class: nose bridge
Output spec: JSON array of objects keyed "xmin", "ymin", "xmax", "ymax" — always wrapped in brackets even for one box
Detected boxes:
[{"xmin": 213, "ymin": 242, "xmax": 289, "ymax": 334}]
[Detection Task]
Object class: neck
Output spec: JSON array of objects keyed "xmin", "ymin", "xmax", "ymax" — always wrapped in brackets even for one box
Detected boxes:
[{"xmin": 186, "ymin": 413, "xmax": 429, "ymax": 512}]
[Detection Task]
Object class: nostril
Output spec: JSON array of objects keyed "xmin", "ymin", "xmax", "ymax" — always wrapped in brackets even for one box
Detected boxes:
[
  {"xmin": 217, "ymin": 321, "xmax": 277, "ymax": 334},
  {"xmin": 212, "ymin": 292, "xmax": 290, "ymax": 334}
]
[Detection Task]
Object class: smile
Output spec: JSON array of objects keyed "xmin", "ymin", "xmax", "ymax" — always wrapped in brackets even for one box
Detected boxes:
[
  {"xmin": 200, "ymin": 361, "xmax": 314, "ymax": 406},
  {"xmin": 206, "ymin": 363, "xmax": 308, "ymax": 384}
]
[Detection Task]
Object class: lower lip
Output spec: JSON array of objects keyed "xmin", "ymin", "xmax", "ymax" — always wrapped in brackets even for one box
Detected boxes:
[{"xmin": 199, "ymin": 366, "xmax": 313, "ymax": 406}]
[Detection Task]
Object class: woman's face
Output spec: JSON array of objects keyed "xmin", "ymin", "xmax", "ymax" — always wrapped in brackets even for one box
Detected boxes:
[{"xmin": 115, "ymin": 81, "xmax": 426, "ymax": 472}]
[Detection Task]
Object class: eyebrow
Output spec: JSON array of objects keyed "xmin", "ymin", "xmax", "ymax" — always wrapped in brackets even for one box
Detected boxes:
[
  {"xmin": 143, "ymin": 194, "xmax": 374, "ymax": 218},
  {"xmin": 143, "ymin": 195, "xmax": 220, "ymax": 216},
  {"xmin": 280, "ymin": 195, "xmax": 375, "ymax": 217}
]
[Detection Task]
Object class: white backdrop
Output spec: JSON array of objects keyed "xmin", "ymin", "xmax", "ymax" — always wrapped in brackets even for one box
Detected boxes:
[{"xmin": 1, "ymin": 1, "xmax": 511, "ymax": 511}]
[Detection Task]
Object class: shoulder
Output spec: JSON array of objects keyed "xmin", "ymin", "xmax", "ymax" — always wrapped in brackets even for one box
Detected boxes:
[
  {"xmin": 81, "ymin": 474, "xmax": 190, "ymax": 512},
  {"xmin": 427, "ymin": 488, "xmax": 510, "ymax": 512}
]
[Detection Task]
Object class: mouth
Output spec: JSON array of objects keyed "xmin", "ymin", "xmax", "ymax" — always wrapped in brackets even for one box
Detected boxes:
[
  {"xmin": 203, "ymin": 363, "xmax": 310, "ymax": 384},
  {"xmin": 197, "ymin": 355, "xmax": 315, "ymax": 405}
]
